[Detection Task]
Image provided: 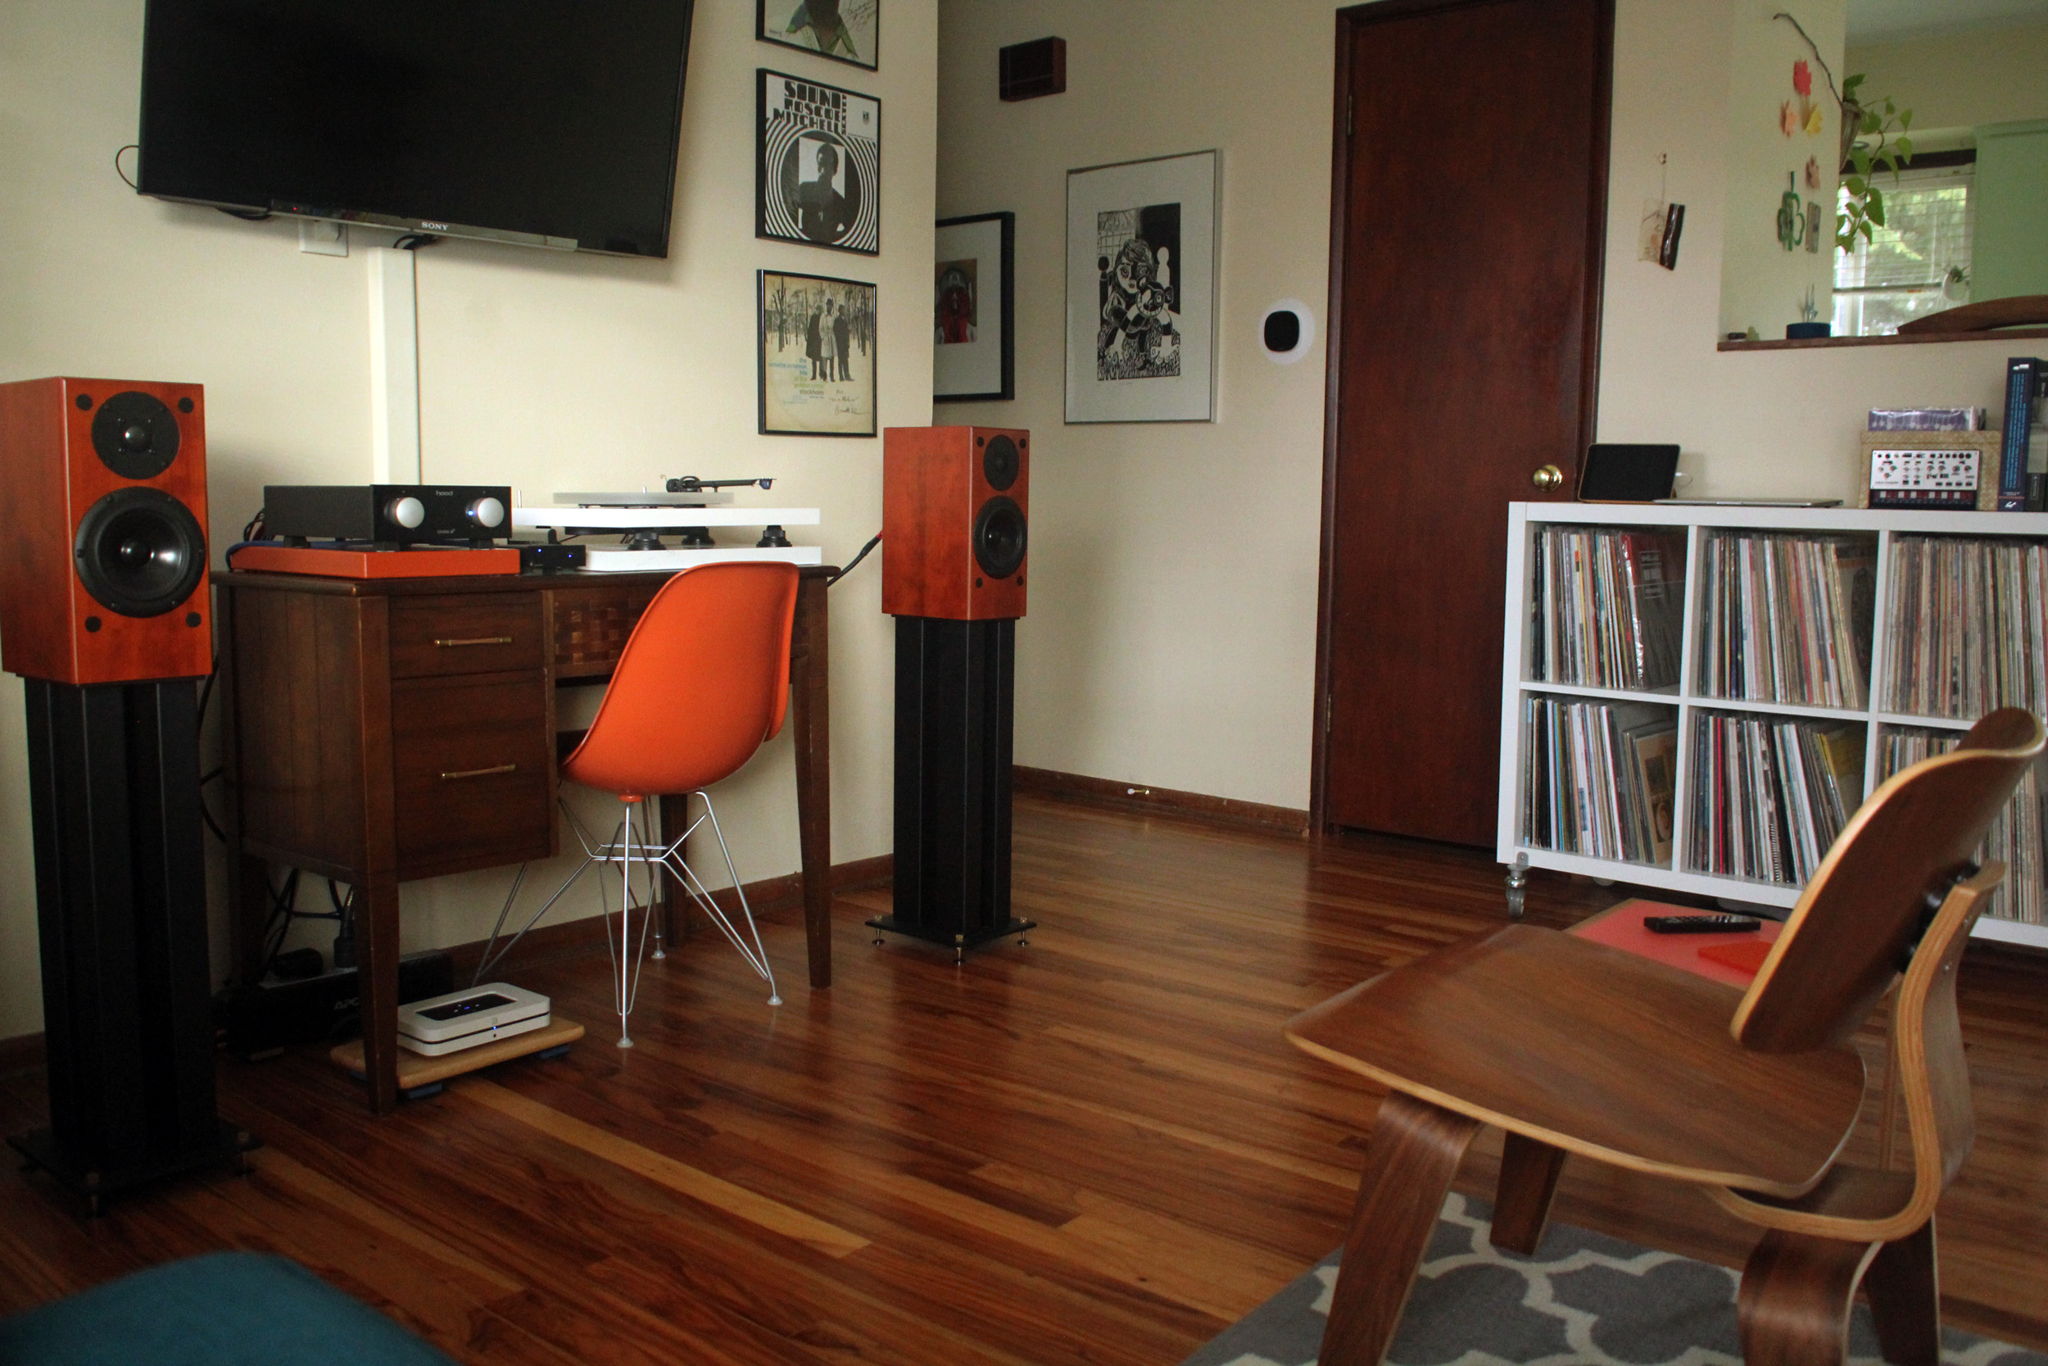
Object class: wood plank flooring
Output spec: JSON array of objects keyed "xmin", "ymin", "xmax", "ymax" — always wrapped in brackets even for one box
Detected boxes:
[{"xmin": 3, "ymin": 793, "xmax": 2046, "ymax": 1362}]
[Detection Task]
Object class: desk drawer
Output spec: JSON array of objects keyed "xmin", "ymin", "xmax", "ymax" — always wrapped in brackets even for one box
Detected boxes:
[
  {"xmin": 391, "ymin": 672, "xmax": 553, "ymax": 875},
  {"xmin": 389, "ymin": 594, "xmax": 544, "ymax": 679}
]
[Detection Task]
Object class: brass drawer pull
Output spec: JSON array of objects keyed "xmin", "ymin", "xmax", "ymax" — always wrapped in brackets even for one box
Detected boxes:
[
  {"xmin": 433, "ymin": 635, "xmax": 514, "ymax": 648},
  {"xmin": 440, "ymin": 763, "xmax": 517, "ymax": 781}
]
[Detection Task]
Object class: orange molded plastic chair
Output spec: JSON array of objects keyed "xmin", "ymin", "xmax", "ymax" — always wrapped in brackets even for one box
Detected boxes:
[
  {"xmin": 476, "ymin": 562, "xmax": 800, "ymax": 1046},
  {"xmin": 1286, "ymin": 707, "xmax": 2045, "ymax": 1366}
]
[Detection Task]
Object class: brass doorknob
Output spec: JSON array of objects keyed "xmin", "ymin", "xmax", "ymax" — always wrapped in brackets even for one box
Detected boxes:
[{"xmin": 1531, "ymin": 464, "xmax": 1564, "ymax": 490}]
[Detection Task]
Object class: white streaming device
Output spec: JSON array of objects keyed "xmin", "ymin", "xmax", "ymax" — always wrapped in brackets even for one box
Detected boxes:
[{"xmin": 396, "ymin": 982, "xmax": 551, "ymax": 1056}]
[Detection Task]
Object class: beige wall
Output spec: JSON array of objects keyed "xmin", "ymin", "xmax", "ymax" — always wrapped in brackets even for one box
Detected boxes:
[
  {"xmin": 0, "ymin": 0, "xmax": 936, "ymax": 1038},
  {"xmin": 936, "ymin": 0, "xmax": 2023, "ymax": 813},
  {"xmin": 1718, "ymin": 0, "xmax": 1844, "ymax": 339},
  {"xmin": 1849, "ymin": 17, "xmax": 2048, "ymax": 134}
]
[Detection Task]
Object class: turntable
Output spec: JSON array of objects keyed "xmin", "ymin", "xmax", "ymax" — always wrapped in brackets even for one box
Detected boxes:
[{"xmin": 512, "ymin": 476, "xmax": 822, "ymax": 572}]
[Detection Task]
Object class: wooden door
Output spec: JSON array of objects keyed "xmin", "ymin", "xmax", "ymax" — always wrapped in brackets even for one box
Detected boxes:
[{"xmin": 1315, "ymin": 0, "xmax": 1611, "ymax": 845}]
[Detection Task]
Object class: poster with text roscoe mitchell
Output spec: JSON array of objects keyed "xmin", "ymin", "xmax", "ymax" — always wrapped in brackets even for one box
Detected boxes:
[{"xmin": 757, "ymin": 69, "xmax": 880, "ymax": 256}]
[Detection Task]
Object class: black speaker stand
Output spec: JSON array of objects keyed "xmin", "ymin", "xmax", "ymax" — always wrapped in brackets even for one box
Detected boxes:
[
  {"xmin": 868, "ymin": 617, "xmax": 1034, "ymax": 961},
  {"xmin": 12, "ymin": 678, "xmax": 256, "ymax": 1215}
]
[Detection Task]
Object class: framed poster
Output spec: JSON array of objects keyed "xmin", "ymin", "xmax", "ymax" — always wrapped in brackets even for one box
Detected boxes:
[
  {"xmin": 757, "ymin": 70, "xmax": 881, "ymax": 256},
  {"xmin": 933, "ymin": 211, "xmax": 1014, "ymax": 402},
  {"xmin": 1064, "ymin": 150, "xmax": 1218, "ymax": 423},
  {"xmin": 758, "ymin": 0, "xmax": 878, "ymax": 72},
  {"xmin": 759, "ymin": 269, "xmax": 877, "ymax": 437}
]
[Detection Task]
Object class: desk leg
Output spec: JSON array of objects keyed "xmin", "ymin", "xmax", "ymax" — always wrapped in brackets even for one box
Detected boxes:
[
  {"xmin": 356, "ymin": 876, "xmax": 401, "ymax": 1114},
  {"xmin": 793, "ymin": 576, "xmax": 832, "ymax": 989}
]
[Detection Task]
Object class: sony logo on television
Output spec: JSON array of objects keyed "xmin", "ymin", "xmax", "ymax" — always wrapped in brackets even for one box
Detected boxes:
[{"xmin": 419, "ymin": 220, "xmax": 450, "ymax": 231}]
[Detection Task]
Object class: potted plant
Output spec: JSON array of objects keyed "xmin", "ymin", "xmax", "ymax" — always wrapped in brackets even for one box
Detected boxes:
[{"xmin": 1836, "ymin": 72, "xmax": 1915, "ymax": 251}]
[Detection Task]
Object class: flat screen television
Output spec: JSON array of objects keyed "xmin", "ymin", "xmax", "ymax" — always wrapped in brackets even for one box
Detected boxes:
[{"xmin": 137, "ymin": 0, "xmax": 697, "ymax": 258}]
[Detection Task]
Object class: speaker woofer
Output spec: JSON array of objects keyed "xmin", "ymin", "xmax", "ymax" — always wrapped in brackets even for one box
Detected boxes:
[
  {"xmin": 982, "ymin": 434, "xmax": 1021, "ymax": 492},
  {"xmin": 73, "ymin": 489, "xmax": 207, "ymax": 618},
  {"xmin": 972, "ymin": 496, "xmax": 1027, "ymax": 579},
  {"xmin": 89, "ymin": 390, "xmax": 181, "ymax": 480}
]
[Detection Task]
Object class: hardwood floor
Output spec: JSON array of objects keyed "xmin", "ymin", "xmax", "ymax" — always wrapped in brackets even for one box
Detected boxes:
[{"xmin": 3, "ymin": 793, "xmax": 2045, "ymax": 1362}]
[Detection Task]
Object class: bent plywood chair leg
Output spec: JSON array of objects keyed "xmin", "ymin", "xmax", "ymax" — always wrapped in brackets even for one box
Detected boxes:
[
  {"xmin": 1862, "ymin": 1219, "xmax": 1941, "ymax": 1366},
  {"xmin": 1491, "ymin": 1131, "xmax": 1566, "ymax": 1255},
  {"xmin": 1738, "ymin": 1229, "xmax": 1879, "ymax": 1366},
  {"xmin": 1320, "ymin": 1093, "xmax": 1481, "ymax": 1366}
]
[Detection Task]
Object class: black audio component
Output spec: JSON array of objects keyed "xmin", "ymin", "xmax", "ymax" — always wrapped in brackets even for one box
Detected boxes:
[
  {"xmin": 264, "ymin": 484, "xmax": 512, "ymax": 547},
  {"xmin": 867, "ymin": 617, "xmax": 1034, "ymax": 958},
  {"xmin": 511, "ymin": 542, "xmax": 587, "ymax": 572},
  {"xmin": 10, "ymin": 679, "xmax": 254, "ymax": 1213},
  {"xmin": 216, "ymin": 950, "xmax": 454, "ymax": 1061}
]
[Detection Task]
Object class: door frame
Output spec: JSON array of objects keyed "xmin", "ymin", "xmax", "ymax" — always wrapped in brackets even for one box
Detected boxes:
[{"xmin": 1308, "ymin": 0, "xmax": 1613, "ymax": 837}]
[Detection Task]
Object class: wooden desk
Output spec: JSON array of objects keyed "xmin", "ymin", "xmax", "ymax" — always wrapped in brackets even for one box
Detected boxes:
[{"xmin": 216, "ymin": 565, "xmax": 836, "ymax": 1113}]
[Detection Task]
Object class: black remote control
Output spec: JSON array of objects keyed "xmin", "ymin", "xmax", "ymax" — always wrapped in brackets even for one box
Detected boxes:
[{"xmin": 1643, "ymin": 913, "xmax": 1761, "ymax": 934}]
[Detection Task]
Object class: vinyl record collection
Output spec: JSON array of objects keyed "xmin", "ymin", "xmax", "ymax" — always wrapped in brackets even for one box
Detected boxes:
[
  {"xmin": 1695, "ymin": 532, "xmax": 1876, "ymax": 708},
  {"xmin": 1882, "ymin": 726, "xmax": 2046, "ymax": 926},
  {"xmin": 1883, "ymin": 535, "xmax": 2048, "ymax": 720},
  {"xmin": 1527, "ymin": 525, "xmax": 1686, "ymax": 690},
  {"xmin": 1521, "ymin": 696, "xmax": 1678, "ymax": 865},
  {"xmin": 1684, "ymin": 712, "xmax": 1864, "ymax": 887}
]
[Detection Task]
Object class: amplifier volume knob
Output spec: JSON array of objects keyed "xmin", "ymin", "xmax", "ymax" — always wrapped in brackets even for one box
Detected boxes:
[
  {"xmin": 469, "ymin": 496, "xmax": 506, "ymax": 529},
  {"xmin": 387, "ymin": 495, "xmax": 426, "ymax": 529}
]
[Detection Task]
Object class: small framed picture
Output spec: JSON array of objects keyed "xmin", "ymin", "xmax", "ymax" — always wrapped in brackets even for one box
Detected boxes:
[
  {"xmin": 757, "ymin": 70, "xmax": 881, "ymax": 255},
  {"xmin": 933, "ymin": 212, "xmax": 1014, "ymax": 402},
  {"xmin": 758, "ymin": 0, "xmax": 877, "ymax": 71},
  {"xmin": 1065, "ymin": 150, "xmax": 1219, "ymax": 423},
  {"xmin": 758, "ymin": 270, "xmax": 877, "ymax": 437}
]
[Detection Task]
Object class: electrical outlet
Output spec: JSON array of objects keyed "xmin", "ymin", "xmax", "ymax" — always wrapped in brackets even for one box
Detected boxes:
[{"xmin": 298, "ymin": 219, "xmax": 348, "ymax": 257}]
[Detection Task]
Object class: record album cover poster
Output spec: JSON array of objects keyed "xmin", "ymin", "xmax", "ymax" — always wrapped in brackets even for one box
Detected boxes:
[
  {"xmin": 758, "ymin": 0, "xmax": 877, "ymax": 71},
  {"xmin": 759, "ymin": 269, "xmax": 877, "ymax": 437},
  {"xmin": 758, "ymin": 70, "xmax": 881, "ymax": 256}
]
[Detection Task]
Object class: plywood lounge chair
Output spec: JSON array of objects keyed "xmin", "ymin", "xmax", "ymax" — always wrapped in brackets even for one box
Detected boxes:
[{"xmin": 1286, "ymin": 707, "xmax": 2045, "ymax": 1365}]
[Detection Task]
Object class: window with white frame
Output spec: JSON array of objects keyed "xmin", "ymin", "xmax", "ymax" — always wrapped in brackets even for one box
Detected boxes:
[{"xmin": 1832, "ymin": 160, "xmax": 1975, "ymax": 337}]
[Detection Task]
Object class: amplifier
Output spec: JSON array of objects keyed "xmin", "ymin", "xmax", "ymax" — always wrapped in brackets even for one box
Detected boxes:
[
  {"xmin": 215, "ymin": 950, "xmax": 454, "ymax": 1060},
  {"xmin": 265, "ymin": 484, "xmax": 512, "ymax": 547}
]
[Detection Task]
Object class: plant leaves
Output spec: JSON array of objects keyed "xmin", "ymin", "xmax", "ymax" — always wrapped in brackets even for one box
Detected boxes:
[{"xmin": 1846, "ymin": 175, "xmax": 1869, "ymax": 195}]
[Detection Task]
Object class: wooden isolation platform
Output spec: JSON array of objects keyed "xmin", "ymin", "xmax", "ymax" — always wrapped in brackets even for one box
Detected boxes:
[{"xmin": 330, "ymin": 1017, "xmax": 584, "ymax": 1096}]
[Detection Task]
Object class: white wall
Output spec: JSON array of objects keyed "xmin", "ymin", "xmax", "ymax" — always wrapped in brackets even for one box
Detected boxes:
[
  {"xmin": 935, "ymin": 0, "xmax": 2024, "ymax": 814},
  {"xmin": 1718, "ymin": 0, "xmax": 1844, "ymax": 339},
  {"xmin": 0, "ymin": 0, "xmax": 936, "ymax": 1038},
  {"xmin": 1849, "ymin": 17, "xmax": 2048, "ymax": 133}
]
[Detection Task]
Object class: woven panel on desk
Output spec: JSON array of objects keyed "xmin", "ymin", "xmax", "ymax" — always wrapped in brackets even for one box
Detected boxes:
[{"xmin": 553, "ymin": 587, "xmax": 660, "ymax": 675}]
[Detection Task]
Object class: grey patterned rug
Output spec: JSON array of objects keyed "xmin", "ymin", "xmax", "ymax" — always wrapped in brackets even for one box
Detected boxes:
[{"xmin": 1182, "ymin": 1194, "xmax": 2048, "ymax": 1366}]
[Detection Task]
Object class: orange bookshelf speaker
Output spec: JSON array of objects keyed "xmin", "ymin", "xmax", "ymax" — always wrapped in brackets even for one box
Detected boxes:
[
  {"xmin": 882, "ymin": 425, "xmax": 1028, "ymax": 621},
  {"xmin": 0, "ymin": 377, "xmax": 212, "ymax": 684}
]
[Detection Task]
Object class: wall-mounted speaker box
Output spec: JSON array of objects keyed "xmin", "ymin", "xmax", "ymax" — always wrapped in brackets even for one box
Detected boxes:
[
  {"xmin": 0, "ymin": 377, "xmax": 211, "ymax": 685},
  {"xmin": 999, "ymin": 37, "xmax": 1066, "ymax": 101},
  {"xmin": 882, "ymin": 425, "xmax": 1029, "ymax": 621}
]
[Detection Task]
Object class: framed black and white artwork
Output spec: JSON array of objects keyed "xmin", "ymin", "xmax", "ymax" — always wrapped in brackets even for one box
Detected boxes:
[
  {"xmin": 757, "ymin": 70, "xmax": 881, "ymax": 256},
  {"xmin": 1064, "ymin": 150, "xmax": 1218, "ymax": 423},
  {"xmin": 758, "ymin": 269, "xmax": 877, "ymax": 437},
  {"xmin": 758, "ymin": 0, "xmax": 877, "ymax": 72},
  {"xmin": 933, "ymin": 211, "xmax": 1014, "ymax": 402}
]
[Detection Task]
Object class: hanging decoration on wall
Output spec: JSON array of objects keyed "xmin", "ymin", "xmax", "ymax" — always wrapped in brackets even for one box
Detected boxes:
[
  {"xmin": 1804, "ymin": 156, "xmax": 1821, "ymax": 190},
  {"xmin": 756, "ymin": 70, "xmax": 882, "ymax": 256},
  {"xmin": 1776, "ymin": 173, "xmax": 1804, "ymax": 251},
  {"xmin": 1779, "ymin": 100, "xmax": 1798, "ymax": 137},
  {"xmin": 757, "ymin": 269, "xmax": 878, "ymax": 437},
  {"xmin": 757, "ymin": 0, "xmax": 878, "ymax": 72},
  {"xmin": 1805, "ymin": 202, "xmax": 1823, "ymax": 253}
]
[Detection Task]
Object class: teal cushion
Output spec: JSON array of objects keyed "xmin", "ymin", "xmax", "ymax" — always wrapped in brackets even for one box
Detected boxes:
[{"xmin": 0, "ymin": 1252, "xmax": 456, "ymax": 1366}]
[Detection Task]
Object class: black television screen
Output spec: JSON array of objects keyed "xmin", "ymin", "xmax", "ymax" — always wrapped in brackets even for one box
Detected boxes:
[{"xmin": 137, "ymin": 0, "xmax": 696, "ymax": 258}]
